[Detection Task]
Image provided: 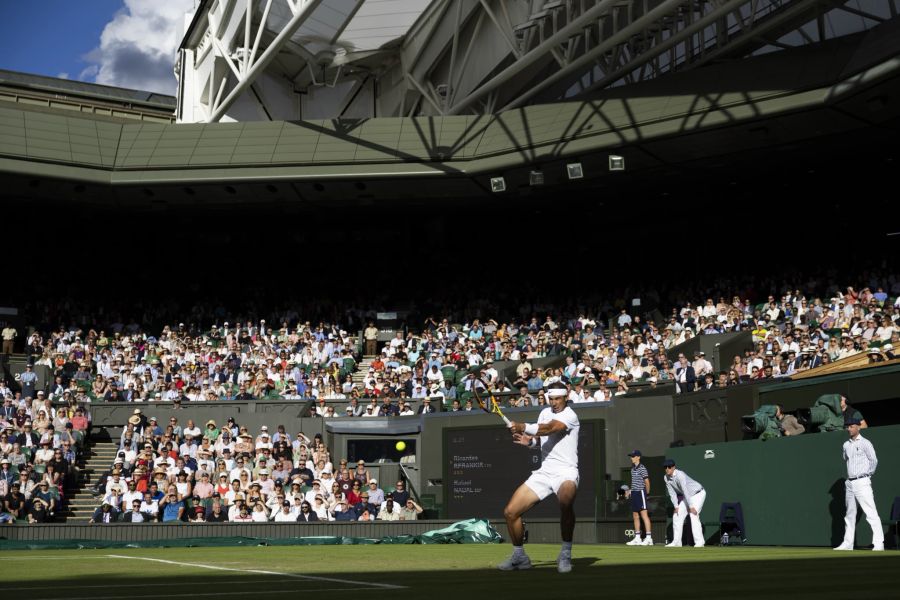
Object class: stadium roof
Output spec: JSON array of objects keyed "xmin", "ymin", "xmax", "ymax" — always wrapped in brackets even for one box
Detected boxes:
[
  {"xmin": 0, "ymin": 19, "xmax": 898, "ymax": 206},
  {"xmin": 180, "ymin": 0, "xmax": 431, "ymax": 53},
  {"xmin": 174, "ymin": 0, "xmax": 898, "ymax": 123},
  {"xmin": 0, "ymin": 69, "xmax": 176, "ymax": 111}
]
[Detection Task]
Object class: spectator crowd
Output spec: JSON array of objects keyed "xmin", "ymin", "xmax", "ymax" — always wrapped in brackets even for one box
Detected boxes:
[
  {"xmin": 84, "ymin": 416, "xmax": 422, "ymax": 524},
  {"xmin": 0, "ymin": 395, "xmax": 90, "ymax": 524},
  {"xmin": 0, "ymin": 278, "xmax": 896, "ymax": 408},
  {"xmin": 1, "ymin": 274, "xmax": 898, "ymax": 523}
]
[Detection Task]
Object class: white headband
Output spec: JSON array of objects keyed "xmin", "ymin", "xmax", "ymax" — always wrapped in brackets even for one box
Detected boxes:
[{"xmin": 547, "ymin": 388, "xmax": 568, "ymax": 398}]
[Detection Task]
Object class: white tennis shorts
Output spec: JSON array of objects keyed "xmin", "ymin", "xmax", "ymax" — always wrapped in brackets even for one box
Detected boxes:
[{"xmin": 524, "ymin": 467, "xmax": 579, "ymax": 501}]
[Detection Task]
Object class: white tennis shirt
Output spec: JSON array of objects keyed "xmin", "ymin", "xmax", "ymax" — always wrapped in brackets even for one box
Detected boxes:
[{"xmin": 537, "ymin": 405, "xmax": 580, "ymax": 472}]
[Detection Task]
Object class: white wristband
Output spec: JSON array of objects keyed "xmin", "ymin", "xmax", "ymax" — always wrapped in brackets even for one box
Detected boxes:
[
  {"xmin": 529, "ymin": 437, "xmax": 538, "ymax": 448},
  {"xmin": 524, "ymin": 423, "xmax": 539, "ymax": 436}
]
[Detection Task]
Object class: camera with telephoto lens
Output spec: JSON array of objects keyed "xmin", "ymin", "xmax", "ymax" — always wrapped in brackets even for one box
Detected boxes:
[
  {"xmin": 796, "ymin": 393, "xmax": 844, "ymax": 432},
  {"xmin": 741, "ymin": 404, "xmax": 780, "ymax": 440}
]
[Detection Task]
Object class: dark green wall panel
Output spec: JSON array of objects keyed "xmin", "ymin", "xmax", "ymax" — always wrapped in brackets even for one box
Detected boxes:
[{"xmin": 668, "ymin": 424, "xmax": 900, "ymax": 547}]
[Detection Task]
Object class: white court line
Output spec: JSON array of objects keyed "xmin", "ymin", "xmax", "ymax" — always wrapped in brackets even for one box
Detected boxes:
[
  {"xmin": 106, "ymin": 554, "xmax": 406, "ymax": 589},
  {"xmin": 29, "ymin": 589, "xmax": 362, "ymax": 600},
  {"xmin": 4, "ymin": 578, "xmax": 289, "ymax": 591},
  {"xmin": 0, "ymin": 557, "xmax": 94, "ymax": 560}
]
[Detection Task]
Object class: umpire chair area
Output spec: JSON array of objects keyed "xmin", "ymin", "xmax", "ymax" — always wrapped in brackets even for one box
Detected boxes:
[{"xmin": 719, "ymin": 502, "xmax": 747, "ymax": 545}]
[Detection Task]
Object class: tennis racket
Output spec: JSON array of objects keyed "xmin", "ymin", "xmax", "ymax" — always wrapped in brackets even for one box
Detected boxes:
[{"xmin": 472, "ymin": 377, "xmax": 512, "ymax": 427}]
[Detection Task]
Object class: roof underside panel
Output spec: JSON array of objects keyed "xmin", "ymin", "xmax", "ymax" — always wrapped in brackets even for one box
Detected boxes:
[
  {"xmin": 264, "ymin": 0, "xmax": 431, "ymax": 56},
  {"xmin": 1, "ymin": 24, "xmax": 898, "ymax": 181},
  {"xmin": 0, "ymin": 106, "xmax": 125, "ymax": 168},
  {"xmin": 339, "ymin": 0, "xmax": 432, "ymax": 50},
  {"xmin": 267, "ymin": 0, "xmax": 363, "ymax": 56}
]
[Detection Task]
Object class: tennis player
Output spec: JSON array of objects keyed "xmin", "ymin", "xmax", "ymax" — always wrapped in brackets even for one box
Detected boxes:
[{"xmin": 500, "ymin": 380, "xmax": 580, "ymax": 573}]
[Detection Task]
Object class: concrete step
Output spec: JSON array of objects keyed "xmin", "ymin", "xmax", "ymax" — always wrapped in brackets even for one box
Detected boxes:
[
  {"xmin": 66, "ymin": 496, "xmax": 97, "ymax": 504},
  {"xmin": 67, "ymin": 493, "xmax": 102, "ymax": 503},
  {"xmin": 54, "ymin": 441, "xmax": 120, "ymax": 522},
  {"xmin": 69, "ymin": 490, "xmax": 101, "ymax": 499}
]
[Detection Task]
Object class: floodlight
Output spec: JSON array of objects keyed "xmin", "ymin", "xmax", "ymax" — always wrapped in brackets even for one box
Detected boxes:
[
  {"xmin": 490, "ymin": 177, "xmax": 506, "ymax": 193},
  {"xmin": 529, "ymin": 170, "xmax": 544, "ymax": 186},
  {"xmin": 609, "ymin": 155, "xmax": 625, "ymax": 171},
  {"xmin": 566, "ymin": 163, "xmax": 583, "ymax": 179}
]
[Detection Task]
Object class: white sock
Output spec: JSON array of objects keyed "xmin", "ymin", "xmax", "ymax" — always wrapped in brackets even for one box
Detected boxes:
[
  {"xmin": 561, "ymin": 541, "xmax": 572, "ymax": 555},
  {"xmin": 512, "ymin": 545, "xmax": 525, "ymax": 557},
  {"xmin": 645, "ymin": 533, "xmax": 652, "ymax": 538}
]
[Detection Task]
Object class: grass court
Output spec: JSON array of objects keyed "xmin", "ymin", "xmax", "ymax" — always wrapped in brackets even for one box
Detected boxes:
[{"xmin": 0, "ymin": 544, "xmax": 895, "ymax": 599}]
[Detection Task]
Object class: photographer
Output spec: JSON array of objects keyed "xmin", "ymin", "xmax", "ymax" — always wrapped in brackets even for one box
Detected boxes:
[
  {"xmin": 840, "ymin": 396, "xmax": 868, "ymax": 429},
  {"xmin": 776, "ymin": 405, "xmax": 805, "ymax": 436}
]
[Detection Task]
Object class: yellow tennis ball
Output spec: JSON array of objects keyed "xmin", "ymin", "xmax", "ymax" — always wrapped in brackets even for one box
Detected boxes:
[{"xmin": 396, "ymin": 441, "xmax": 406, "ymax": 451}]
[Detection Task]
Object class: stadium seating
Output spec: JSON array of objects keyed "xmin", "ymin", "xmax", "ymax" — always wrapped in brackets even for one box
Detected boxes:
[{"xmin": 1, "ymin": 273, "xmax": 897, "ymax": 526}]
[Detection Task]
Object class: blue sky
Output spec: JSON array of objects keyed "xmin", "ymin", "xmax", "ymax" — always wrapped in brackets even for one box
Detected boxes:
[
  {"xmin": 2, "ymin": 1, "xmax": 124, "ymax": 80},
  {"xmin": 0, "ymin": 0, "xmax": 195, "ymax": 95}
]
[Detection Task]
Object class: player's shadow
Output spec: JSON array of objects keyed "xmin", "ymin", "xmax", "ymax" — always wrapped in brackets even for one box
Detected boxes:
[
  {"xmin": 828, "ymin": 478, "xmax": 848, "ymax": 547},
  {"xmin": 532, "ymin": 557, "xmax": 600, "ymax": 568}
]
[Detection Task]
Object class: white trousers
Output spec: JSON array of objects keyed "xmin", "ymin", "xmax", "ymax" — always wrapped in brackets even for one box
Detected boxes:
[
  {"xmin": 843, "ymin": 477, "xmax": 884, "ymax": 546},
  {"xmin": 672, "ymin": 489, "xmax": 706, "ymax": 546}
]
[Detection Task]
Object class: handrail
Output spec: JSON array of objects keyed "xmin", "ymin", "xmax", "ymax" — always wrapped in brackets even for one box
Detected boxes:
[{"xmin": 399, "ymin": 462, "xmax": 421, "ymax": 504}]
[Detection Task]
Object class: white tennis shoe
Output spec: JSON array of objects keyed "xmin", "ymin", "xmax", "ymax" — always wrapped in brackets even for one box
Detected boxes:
[
  {"xmin": 625, "ymin": 537, "xmax": 642, "ymax": 546},
  {"xmin": 498, "ymin": 553, "xmax": 533, "ymax": 570},
  {"xmin": 557, "ymin": 552, "xmax": 572, "ymax": 573},
  {"xmin": 833, "ymin": 543, "xmax": 853, "ymax": 551},
  {"xmin": 640, "ymin": 536, "xmax": 654, "ymax": 546}
]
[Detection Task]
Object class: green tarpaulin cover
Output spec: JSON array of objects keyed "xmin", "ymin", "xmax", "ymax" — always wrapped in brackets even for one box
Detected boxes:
[{"xmin": 0, "ymin": 518, "xmax": 502, "ymax": 550}]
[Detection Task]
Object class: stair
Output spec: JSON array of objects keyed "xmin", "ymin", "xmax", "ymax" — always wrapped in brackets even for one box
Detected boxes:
[
  {"xmin": 352, "ymin": 356, "xmax": 377, "ymax": 387},
  {"xmin": 57, "ymin": 438, "xmax": 119, "ymax": 522}
]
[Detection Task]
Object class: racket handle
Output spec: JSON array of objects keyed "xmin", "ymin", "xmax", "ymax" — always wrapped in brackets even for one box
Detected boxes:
[{"xmin": 502, "ymin": 416, "xmax": 512, "ymax": 428}]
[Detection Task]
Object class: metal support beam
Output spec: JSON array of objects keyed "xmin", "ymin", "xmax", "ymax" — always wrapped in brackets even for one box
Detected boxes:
[
  {"xmin": 685, "ymin": 0, "xmax": 835, "ymax": 72},
  {"xmin": 405, "ymin": 73, "xmax": 445, "ymax": 114},
  {"xmin": 448, "ymin": 0, "xmax": 622, "ymax": 114},
  {"xmin": 209, "ymin": 0, "xmax": 324, "ymax": 122},
  {"xmin": 478, "ymin": 0, "xmax": 522, "ymax": 59},
  {"xmin": 449, "ymin": 8, "xmax": 487, "ymax": 106},
  {"xmin": 446, "ymin": 0, "xmax": 463, "ymax": 105},
  {"xmin": 250, "ymin": 0, "xmax": 275, "ymax": 66},
  {"xmin": 835, "ymin": 3, "xmax": 886, "ymax": 23},
  {"xmin": 499, "ymin": 0, "xmax": 686, "ymax": 111},
  {"xmin": 573, "ymin": 0, "xmax": 750, "ymax": 99},
  {"xmin": 244, "ymin": 0, "xmax": 252, "ymax": 73}
]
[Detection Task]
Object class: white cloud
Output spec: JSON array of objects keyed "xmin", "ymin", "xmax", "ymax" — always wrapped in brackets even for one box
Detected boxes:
[
  {"xmin": 82, "ymin": 0, "xmax": 196, "ymax": 95},
  {"xmin": 57, "ymin": 72, "xmax": 70, "ymax": 80},
  {"xmin": 79, "ymin": 65, "xmax": 100, "ymax": 80}
]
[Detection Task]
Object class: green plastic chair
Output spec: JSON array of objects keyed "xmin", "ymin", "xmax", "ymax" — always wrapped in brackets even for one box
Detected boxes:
[{"xmin": 441, "ymin": 365, "xmax": 457, "ymax": 382}]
